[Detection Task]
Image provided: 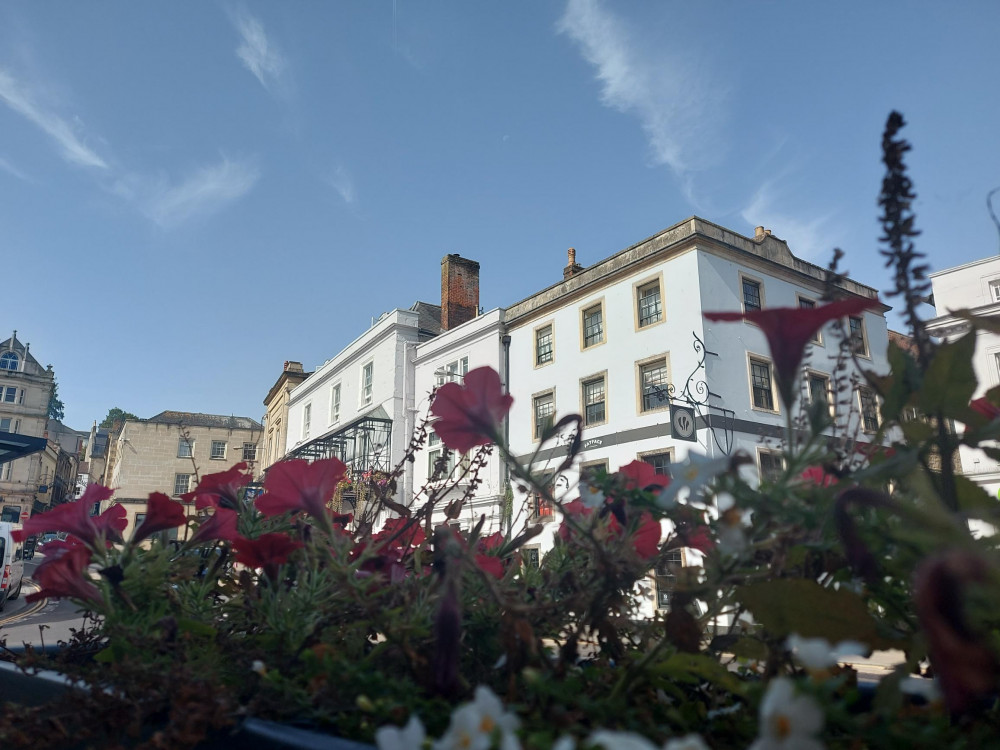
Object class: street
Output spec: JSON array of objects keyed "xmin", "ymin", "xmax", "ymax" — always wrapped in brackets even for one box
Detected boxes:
[{"xmin": 0, "ymin": 558, "xmax": 94, "ymax": 650}]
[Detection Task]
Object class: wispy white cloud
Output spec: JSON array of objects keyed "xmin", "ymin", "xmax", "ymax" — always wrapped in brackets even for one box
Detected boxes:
[
  {"xmin": 741, "ymin": 179, "xmax": 838, "ymax": 261},
  {"xmin": 0, "ymin": 69, "xmax": 107, "ymax": 169},
  {"xmin": 0, "ymin": 155, "xmax": 30, "ymax": 182},
  {"xmin": 557, "ymin": 0, "xmax": 725, "ymax": 176},
  {"xmin": 115, "ymin": 157, "xmax": 260, "ymax": 227},
  {"xmin": 326, "ymin": 165, "xmax": 357, "ymax": 206},
  {"xmin": 232, "ymin": 9, "xmax": 287, "ymax": 93}
]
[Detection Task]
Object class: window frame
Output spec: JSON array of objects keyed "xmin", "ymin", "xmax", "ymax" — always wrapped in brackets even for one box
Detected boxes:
[
  {"xmin": 796, "ymin": 294, "xmax": 824, "ymax": 345},
  {"xmin": 858, "ymin": 386, "xmax": 880, "ymax": 433},
  {"xmin": 757, "ymin": 448, "xmax": 785, "ymax": 484},
  {"xmin": 748, "ymin": 355, "xmax": 778, "ymax": 413},
  {"xmin": 580, "ymin": 371, "xmax": 608, "ymax": 427},
  {"xmin": 2, "ymin": 386, "xmax": 16, "ymax": 404},
  {"xmin": 653, "ymin": 548, "xmax": 685, "ymax": 610},
  {"xmin": 361, "ymin": 361, "xmax": 374, "ymax": 406},
  {"xmin": 177, "ymin": 437, "xmax": 193, "ymax": 458},
  {"xmin": 330, "ymin": 383, "xmax": 342, "ymax": 425},
  {"xmin": 436, "ymin": 357, "xmax": 470, "ymax": 386},
  {"xmin": 210, "ymin": 440, "xmax": 227, "ymax": 460},
  {"xmin": 633, "ymin": 273, "xmax": 665, "ymax": 331},
  {"xmin": 580, "ymin": 298, "xmax": 606, "ymax": 350},
  {"xmin": 638, "ymin": 449, "xmax": 674, "ymax": 479},
  {"xmin": 739, "ymin": 273, "xmax": 765, "ymax": 315},
  {"xmin": 0, "ymin": 352, "xmax": 18, "ymax": 371},
  {"xmin": 848, "ymin": 315, "xmax": 870, "ymax": 358},
  {"xmin": 173, "ymin": 473, "xmax": 192, "ymax": 496},
  {"xmin": 990, "ymin": 279, "xmax": 1000, "ymax": 303},
  {"xmin": 532, "ymin": 388, "xmax": 555, "ymax": 442},
  {"xmin": 636, "ymin": 353, "xmax": 671, "ymax": 414},
  {"xmin": 302, "ymin": 402, "xmax": 312, "ymax": 440},
  {"xmin": 242, "ymin": 442, "xmax": 258, "ymax": 462},
  {"xmin": 805, "ymin": 370, "xmax": 832, "ymax": 415},
  {"xmin": 534, "ymin": 321, "xmax": 555, "ymax": 368}
]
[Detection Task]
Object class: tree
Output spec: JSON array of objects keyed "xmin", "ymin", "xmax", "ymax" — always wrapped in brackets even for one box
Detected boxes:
[
  {"xmin": 100, "ymin": 407, "xmax": 139, "ymax": 429},
  {"xmin": 48, "ymin": 380, "xmax": 65, "ymax": 422}
]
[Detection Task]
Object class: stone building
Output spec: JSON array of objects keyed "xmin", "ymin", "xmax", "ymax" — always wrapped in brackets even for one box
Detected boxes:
[
  {"xmin": 105, "ymin": 411, "xmax": 262, "ymax": 538},
  {"xmin": 260, "ymin": 361, "xmax": 311, "ymax": 476},
  {"xmin": 0, "ymin": 332, "xmax": 58, "ymax": 523}
]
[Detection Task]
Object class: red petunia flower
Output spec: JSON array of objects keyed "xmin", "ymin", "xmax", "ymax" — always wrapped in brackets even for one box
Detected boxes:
[
  {"xmin": 558, "ymin": 500, "xmax": 661, "ymax": 559},
  {"xmin": 26, "ymin": 545, "xmax": 101, "ymax": 605},
  {"xmin": 190, "ymin": 508, "xmax": 240, "ymax": 545},
  {"xmin": 181, "ymin": 462, "xmax": 251, "ymax": 510},
  {"xmin": 233, "ymin": 533, "xmax": 303, "ymax": 569},
  {"xmin": 429, "ymin": 366, "xmax": 513, "ymax": 453},
  {"xmin": 372, "ymin": 516, "xmax": 427, "ymax": 551},
  {"xmin": 132, "ymin": 492, "xmax": 188, "ymax": 543},
  {"xmin": 970, "ymin": 397, "xmax": 1000, "ymax": 421},
  {"xmin": 801, "ymin": 466, "xmax": 838, "ymax": 487},
  {"xmin": 618, "ymin": 460, "xmax": 671, "ymax": 492},
  {"xmin": 476, "ymin": 531, "xmax": 505, "ymax": 553},
  {"xmin": 627, "ymin": 512, "xmax": 663, "ymax": 560},
  {"xmin": 474, "ymin": 554, "xmax": 505, "ymax": 580},
  {"xmin": 705, "ymin": 297, "xmax": 880, "ymax": 410},
  {"xmin": 255, "ymin": 458, "xmax": 347, "ymax": 519},
  {"xmin": 14, "ymin": 484, "xmax": 125, "ymax": 550}
]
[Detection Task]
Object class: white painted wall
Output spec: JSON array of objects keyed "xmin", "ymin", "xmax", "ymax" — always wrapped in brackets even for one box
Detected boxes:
[
  {"xmin": 412, "ymin": 309, "xmax": 507, "ymax": 531},
  {"xmin": 929, "ymin": 256, "xmax": 1000, "ymax": 497},
  {"xmin": 286, "ymin": 310, "xmax": 425, "ymax": 497},
  {"xmin": 505, "ymin": 242, "xmax": 892, "ymax": 613}
]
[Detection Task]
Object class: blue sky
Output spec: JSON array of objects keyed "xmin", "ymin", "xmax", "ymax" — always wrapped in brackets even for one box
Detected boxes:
[{"xmin": 2, "ymin": 2, "xmax": 998, "ymax": 430}]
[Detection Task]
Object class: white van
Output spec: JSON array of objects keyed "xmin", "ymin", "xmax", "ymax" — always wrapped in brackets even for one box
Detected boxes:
[{"xmin": 0, "ymin": 521, "xmax": 25, "ymax": 611}]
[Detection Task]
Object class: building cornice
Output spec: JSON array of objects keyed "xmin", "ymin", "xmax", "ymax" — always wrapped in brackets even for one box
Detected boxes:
[{"xmin": 505, "ymin": 217, "xmax": 885, "ymax": 328}]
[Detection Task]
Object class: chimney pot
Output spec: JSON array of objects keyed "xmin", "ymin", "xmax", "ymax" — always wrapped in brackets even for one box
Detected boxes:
[
  {"xmin": 563, "ymin": 247, "xmax": 584, "ymax": 280},
  {"xmin": 764, "ymin": 229, "xmax": 772, "ymax": 236}
]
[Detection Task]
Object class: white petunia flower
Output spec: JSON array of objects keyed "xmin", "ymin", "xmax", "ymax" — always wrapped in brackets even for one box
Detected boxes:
[
  {"xmin": 588, "ymin": 730, "xmax": 659, "ymax": 750},
  {"xmin": 899, "ymin": 676, "xmax": 942, "ymax": 703},
  {"xmin": 657, "ymin": 452, "xmax": 729, "ymax": 508},
  {"xmin": 786, "ymin": 634, "xmax": 868, "ymax": 671},
  {"xmin": 377, "ymin": 716, "xmax": 426, "ymax": 750},
  {"xmin": 749, "ymin": 677, "xmax": 825, "ymax": 750},
  {"xmin": 663, "ymin": 734, "xmax": 710, "ymax": 750},
  {"xmin": 434, "ymin": 686, "xmax": 520, "ymax": 750},
  {"xmin": 716, "ymin": 506, "xmax": 748, "ymax": 557},
  {"xmin": 578, "ymin": 480, "xmax": 606, "ymax": 509}
]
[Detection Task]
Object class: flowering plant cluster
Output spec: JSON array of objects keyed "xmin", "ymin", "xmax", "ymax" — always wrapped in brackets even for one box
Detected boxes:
[{"xmin": 4, "ymin": 113, "xmax": 1000, "ymax": 750}]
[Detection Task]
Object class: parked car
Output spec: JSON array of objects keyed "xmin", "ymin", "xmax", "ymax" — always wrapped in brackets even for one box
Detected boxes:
[{"xmin": 0, "ymin": 521, "xmax": 25, "ymax": 611}]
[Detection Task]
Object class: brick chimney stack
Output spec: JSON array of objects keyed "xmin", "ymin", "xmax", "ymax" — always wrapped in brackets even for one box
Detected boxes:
[
  {"xmin": 563, "ymin": 247, "xmax": 584, "ymax": 279},
  {"xmin": 441, "ymin": 254, "xmax": 480, "ymax": 330},
  {"xmin": 284, "ymin": 361, "xmax": 304, "ymax": 373}
]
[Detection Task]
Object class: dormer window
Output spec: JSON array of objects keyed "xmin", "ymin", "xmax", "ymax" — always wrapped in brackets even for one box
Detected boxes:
[{"xmin": 0, "ymin": 352, "xmax": 18, "ymax": 371}]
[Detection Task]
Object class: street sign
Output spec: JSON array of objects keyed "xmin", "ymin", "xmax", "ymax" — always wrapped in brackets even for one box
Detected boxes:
[{"xmin": 670, "ymin": 405, "xmax": 698, "ymax": 442}]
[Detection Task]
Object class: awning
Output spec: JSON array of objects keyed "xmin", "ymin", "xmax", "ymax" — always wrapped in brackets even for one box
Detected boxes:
[{"xmin": 0, "ymin": 433, "xmax": 48, "ymax": 465}]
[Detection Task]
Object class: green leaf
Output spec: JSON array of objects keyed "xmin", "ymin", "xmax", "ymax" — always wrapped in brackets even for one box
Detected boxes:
[
  {"xmin": 177, "ymin": 618, "xmax": 217, "ymax": 637},
  {"xmin": 737, "ymin": 578, "xmax": 898, "ymax": 650},
  {"xmin": 917, "ymin": 331, "xmax": 978, "ymax": 417},
  {"xmin": 652, "ymin": 651, "xmax": 746, "ymax": 695},
  {"xmin": 879, "ymin": 342, "xmax": 921, "ymax": 421}
]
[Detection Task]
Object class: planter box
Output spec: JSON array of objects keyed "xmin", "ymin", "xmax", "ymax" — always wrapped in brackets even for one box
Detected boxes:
[{"xmin": 0, "ymin": 660, "xmax": 373, "ymax": 750}]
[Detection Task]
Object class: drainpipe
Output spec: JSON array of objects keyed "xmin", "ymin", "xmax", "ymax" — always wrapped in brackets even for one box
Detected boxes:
[{"xmin": 501, "ymin": 331, "xmax": 512, "ymax": 534}]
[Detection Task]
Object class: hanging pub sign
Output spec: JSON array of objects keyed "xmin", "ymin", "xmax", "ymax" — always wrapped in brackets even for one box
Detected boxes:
[{"xmin": 670, "ymin": 404, "xmax": 697, "ymax": 442}]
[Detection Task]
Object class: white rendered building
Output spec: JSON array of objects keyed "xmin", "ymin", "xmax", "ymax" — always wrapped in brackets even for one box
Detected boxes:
[
  {"xmin": 503, "ymin": 217, "xmax": 892, "ymax": 610},
  {"xmin": 927, "ymin": 255, "xmax": 1000, "ymax": 498}
]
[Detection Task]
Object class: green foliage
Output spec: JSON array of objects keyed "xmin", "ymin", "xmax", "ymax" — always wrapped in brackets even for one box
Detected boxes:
[
  {"xmin": 47, "ymin": 379, "xmax": 65, "ymax": 421},
  {"xmin": 99, "ymin": 406, "xmax": 139, "ymax": 428}
]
